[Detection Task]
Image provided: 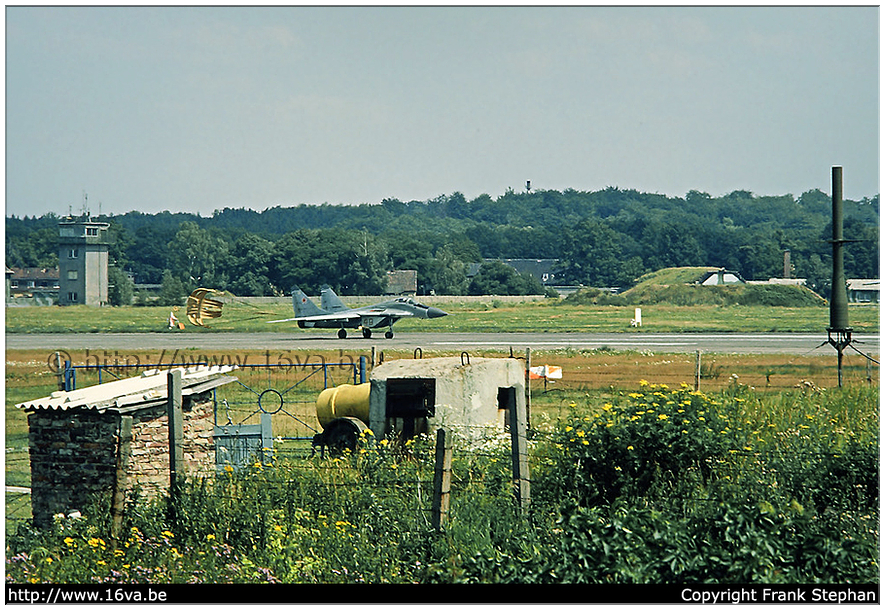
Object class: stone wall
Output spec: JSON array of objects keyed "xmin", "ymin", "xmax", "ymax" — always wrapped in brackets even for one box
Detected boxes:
[
  {"xmin": 28, "ymin": 409, "xmax": 119, "ymax": 529},
  {"xmin": 127, "ymin": 393, "xmax": 216, "ymax": 496},
  {"xmin": 27, "ymin": 392, "xmax": 217, "ymax": 528}
]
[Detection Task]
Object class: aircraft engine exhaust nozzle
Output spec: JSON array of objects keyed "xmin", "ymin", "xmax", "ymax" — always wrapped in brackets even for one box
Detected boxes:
[{"xmin": 427, "ymin": 307, "xmax": 447, "ymax": 319}]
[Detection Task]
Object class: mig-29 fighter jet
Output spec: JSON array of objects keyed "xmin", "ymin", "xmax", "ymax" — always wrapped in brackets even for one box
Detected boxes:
[{"xmin": 269, "ymin": 285, "xmax": 447, "ymax": 339}]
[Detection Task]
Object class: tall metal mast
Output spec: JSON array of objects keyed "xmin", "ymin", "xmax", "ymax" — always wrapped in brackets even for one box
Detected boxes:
[{"xmin": 827, "ymin": 166, "xmax": 852, "ymax": 387}]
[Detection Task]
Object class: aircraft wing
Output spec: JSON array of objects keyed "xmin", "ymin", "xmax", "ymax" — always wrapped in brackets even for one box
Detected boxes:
[
  {"xmin": 267, "ymin": 311, "xmax": 362, "ymax": 324},
  {"xmin": 352, "ymin": 305, "xmax": 415, "ymax": 319}
]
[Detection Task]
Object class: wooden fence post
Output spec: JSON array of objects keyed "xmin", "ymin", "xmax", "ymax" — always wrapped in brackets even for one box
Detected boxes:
[
  {"xmin": 525, "ymin": 347, "xmax": 532, "ymax": 429},
  {"xmin": 55, "ymin": 352, "xmax": 65, "ymax": 391},
  {"xmin": 695, "ymin": 350, "xmax": 702, "ymax": 391},
  {"xmin": 510, "ymin": 394, "xmax": 531, "ymax": 511},
  {"xmin": 110, "ymin": 415, "xmax": 133, "ymax": 548},
  {"xmin": 167, "ymin": 369, "xmax": 184, "ymax": 490},
  {"xmin": 431, "ymin": 428, "xmax": 453, "ymax": 531}
]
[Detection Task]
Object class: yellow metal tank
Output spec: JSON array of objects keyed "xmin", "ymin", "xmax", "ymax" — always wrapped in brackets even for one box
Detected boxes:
[{"xmin": 316, "ymin": 383, "xmax": 371, "ymax": 429}]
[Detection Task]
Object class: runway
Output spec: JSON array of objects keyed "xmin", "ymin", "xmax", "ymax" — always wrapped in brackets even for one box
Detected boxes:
[{"xmin": 5, "ymin": 331, "xmax": 879, "ymax": 356}]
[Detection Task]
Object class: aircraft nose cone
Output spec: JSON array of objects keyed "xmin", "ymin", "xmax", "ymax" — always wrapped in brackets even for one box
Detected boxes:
[{"xmin": 427, "ymin": 307, "xmax": 447, "ymax": 318}]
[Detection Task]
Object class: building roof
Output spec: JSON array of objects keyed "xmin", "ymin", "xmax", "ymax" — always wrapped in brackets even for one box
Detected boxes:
[
  {"xmin": 386, "ymin": 269, "xmax": 417, "ymax": 294},
  {"xmin": 17, "ymin": 365, "xmax": 237, "ymax": 413},
  {"xmin": 847, "ymin": 279, "xmax": 880, "ymax": 291},
  {"xmin": 9, "ymin": 267, "xmax": 59, "ymax": 281},
  {"xmin": 468, "ymin": 259, "xmax": 560, "ymax": 283},
  {"xmin": 697, "ymin": 268, "xmax": 746, "ymax": 285}
]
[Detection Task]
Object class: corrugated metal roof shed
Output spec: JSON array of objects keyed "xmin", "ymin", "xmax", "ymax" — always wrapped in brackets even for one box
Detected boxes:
[{"xmin": 17, "ymin": 365, "xmax": 237, "ymax": 413}]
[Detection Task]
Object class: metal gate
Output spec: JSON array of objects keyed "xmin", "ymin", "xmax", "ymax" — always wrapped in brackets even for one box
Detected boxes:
[
  {"xmin": 215, "ymin": 412, "xmax": 274, "ymax": 471},
  {"xmin": 212, "ymin": 358, "xmax": 368, "ymax": 462}
]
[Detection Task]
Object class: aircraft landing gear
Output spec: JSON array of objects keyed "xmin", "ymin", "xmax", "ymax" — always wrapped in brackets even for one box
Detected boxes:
[
  {"xmin": 337, "ymin": 328, "xmax": 347, "ymax": 339},
  {"xmin": 362, "ymin": 328, "xmax": 372, "ymax": 339},
  {"xmin": 385, "ymin": 330, "xmax": 394, "ymax": 339}
]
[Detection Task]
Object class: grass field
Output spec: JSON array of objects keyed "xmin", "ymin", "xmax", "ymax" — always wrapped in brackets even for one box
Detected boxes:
[
  {"xmin": 4, "ymin": 300, "xmax": 880, "ymax": 334},
  {"xmin": 5, "ymin": 301, "xmax": 879, "ymax": 535},
  {"xmin": 6, "ymin": 342, "xmax": 878, "ymax": 493}
]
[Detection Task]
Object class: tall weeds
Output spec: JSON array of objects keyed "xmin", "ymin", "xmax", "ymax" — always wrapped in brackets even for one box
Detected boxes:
[{"xmin": 6, "ymin": 385, "xmax": 878, "ymax": 584}]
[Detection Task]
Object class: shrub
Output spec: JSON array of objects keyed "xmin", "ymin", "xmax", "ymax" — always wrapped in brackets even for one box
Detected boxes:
[{"xmin": 536, "ymin": 382, "xmax": 739, "ymax": 506}]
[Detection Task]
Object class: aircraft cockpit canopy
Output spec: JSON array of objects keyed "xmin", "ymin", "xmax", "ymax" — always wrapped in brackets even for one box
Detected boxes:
[{"xmin": 394, "ymin": 297, "xmax": 429, "ymax": 309}]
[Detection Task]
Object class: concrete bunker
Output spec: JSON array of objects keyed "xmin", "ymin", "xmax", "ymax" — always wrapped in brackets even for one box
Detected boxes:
[{"xmin": 313, "ymin": 356, "xmax": 527, "ymax": 450}]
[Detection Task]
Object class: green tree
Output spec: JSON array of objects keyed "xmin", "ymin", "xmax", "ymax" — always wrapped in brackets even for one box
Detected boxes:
[
  {"xmin": 557, "ymin": 219, "xmax": 644, "ymax": 288},
  {"xmin": 467, "ymin": 261, "xmax": 545, "ymax": 296},
  {"xmin": 229, "ymin": 233, "xmax": 277, "ymax": 296},
  {"xmin": 125, "ymin": 225, "xmax": 175, "ymax": 284},
  {"xmin": 274, "ymin": 228, "xmax": 389, "ymax": 295},
  {"xmin": 158, "ymin": 270, "xmax": 187, "ymax": 306},
  {"xmin": 166, "ymin": 221, "xmax": 230, "ymax": 290},
  {"xmin": 427, "ymin": 243, "xmax": 469, "ymax": 295},
  {"xmin": 640, "ymin": 222, "xmax": 704, "ymax": 270},
  {"xmin": 5, "ymin": 227, "xmax": 58, "ymax": 268},
  {"xmin": 107, "ymin": 266, "xmax": 134, "ymax": 306}
]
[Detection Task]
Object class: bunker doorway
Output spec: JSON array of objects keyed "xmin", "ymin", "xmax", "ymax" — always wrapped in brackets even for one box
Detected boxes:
[
  {"xmin": 385, "ymin": 378, "xmax": 435, "ymax": 441},
  {"xmin": 498, "ymin": 386, "xmax": 517, "ymax": 431}
]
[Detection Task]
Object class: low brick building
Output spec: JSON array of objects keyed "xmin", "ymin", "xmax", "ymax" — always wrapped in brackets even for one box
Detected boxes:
[{"xmin": 17, "ymin": 366, "xmax": 236, "ymax": 528}]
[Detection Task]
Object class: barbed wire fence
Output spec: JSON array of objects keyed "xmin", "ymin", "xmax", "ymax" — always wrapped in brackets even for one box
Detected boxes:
[
  {"xmin": 8, "ymin": 417, "xmax": 877, "ymax": 539},
  {"xmin": 6, "ymin": 347, "xmax": 878, "ymax": 534}
]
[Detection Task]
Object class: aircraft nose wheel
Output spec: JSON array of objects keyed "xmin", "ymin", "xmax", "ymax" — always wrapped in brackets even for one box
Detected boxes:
[
  {"xmin": 362, "ymin": 328, "xmax": 372, "ymax": 339},
  {"xmin": 337, "ymin": 328, "xmax": 347, "ymax": 339},
  {"xmin": 385, "ymin": 330, "xmax": 394, "ymax": 339}
]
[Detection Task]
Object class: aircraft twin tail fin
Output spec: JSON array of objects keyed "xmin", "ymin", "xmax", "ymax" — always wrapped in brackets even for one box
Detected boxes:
[
  {"xmin": 292, "ymin": 287, "xmax": 327, "ymax": 317},
  {"xmin": 320, "ymin": 285, "xmax": 350, "ymax": 313}
]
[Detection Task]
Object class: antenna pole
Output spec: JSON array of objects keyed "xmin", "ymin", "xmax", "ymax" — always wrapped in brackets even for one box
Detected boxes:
[{"xmin": 827, "ymin": 166, "xmax": 852, "ymax": 387}]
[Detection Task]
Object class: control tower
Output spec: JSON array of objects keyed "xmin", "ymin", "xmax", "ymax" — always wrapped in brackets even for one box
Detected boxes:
[{"xmin": 58, "ymin": 217, "xmax": 110, "ymax": 306}]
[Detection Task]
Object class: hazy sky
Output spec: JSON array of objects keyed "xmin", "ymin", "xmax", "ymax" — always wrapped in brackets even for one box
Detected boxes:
[{"xmin": 5, "ymin": 5, "xmax": 880, "ymax": 218}]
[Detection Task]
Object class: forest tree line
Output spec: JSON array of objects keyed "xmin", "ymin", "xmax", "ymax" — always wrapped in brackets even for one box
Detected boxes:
[{"xmin": 6, "ymin": 187, "xmax": 879, "ymax": 304}]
